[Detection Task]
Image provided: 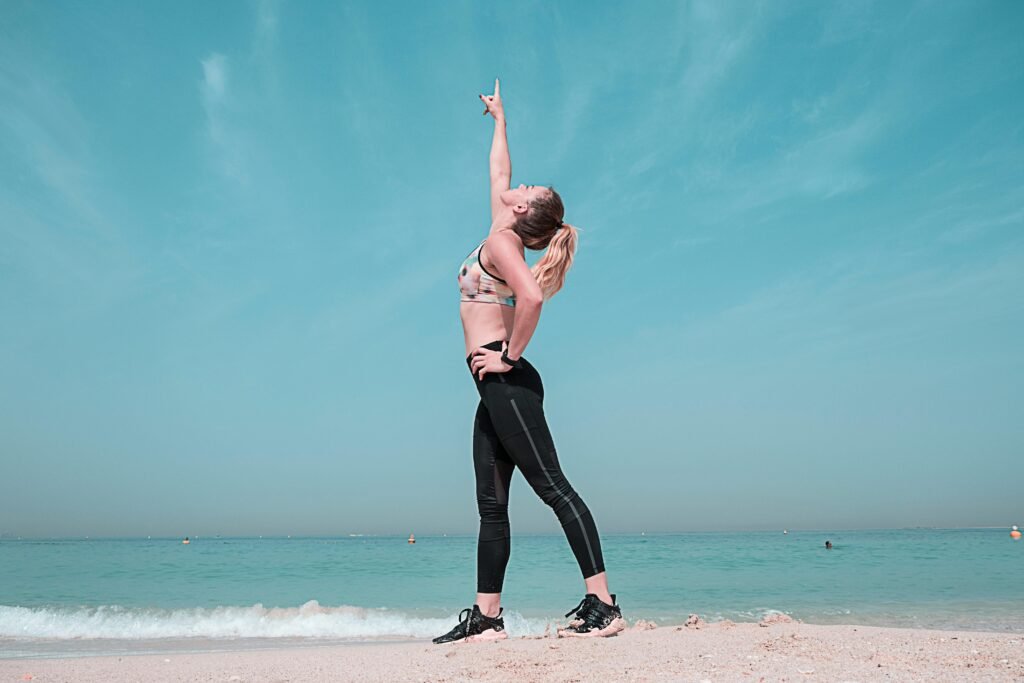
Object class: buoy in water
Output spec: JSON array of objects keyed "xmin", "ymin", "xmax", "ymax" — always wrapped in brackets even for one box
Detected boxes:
[
  {"xmin": 408, "ymin": 533, "xmax": 416, "ymax": 544},
  {"xmin": 1011, "ymin": 526, "xmax": 1021, "ymax": 540}
]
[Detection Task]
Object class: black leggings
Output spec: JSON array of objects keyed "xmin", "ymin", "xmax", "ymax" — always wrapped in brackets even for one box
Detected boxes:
[{"xmin": 467, "ymin": 339, "xmax": 605, "ymax": 593}]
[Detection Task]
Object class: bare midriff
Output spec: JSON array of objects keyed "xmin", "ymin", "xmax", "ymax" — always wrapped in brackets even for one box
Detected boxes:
[{"xmin": 461, "ymin": 301, "xmax": 516, "ymax": 357}]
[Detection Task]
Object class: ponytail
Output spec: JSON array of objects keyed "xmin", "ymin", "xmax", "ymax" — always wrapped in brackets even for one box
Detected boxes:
[{"xmin": 531, "ymin": 223, "xmax": 578, "ymax": 300}]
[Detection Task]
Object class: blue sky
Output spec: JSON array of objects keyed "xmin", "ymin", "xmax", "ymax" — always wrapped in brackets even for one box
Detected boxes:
[{"xmin": 1, "ymin": 0, "xmax": 1021, "ymax": 537}]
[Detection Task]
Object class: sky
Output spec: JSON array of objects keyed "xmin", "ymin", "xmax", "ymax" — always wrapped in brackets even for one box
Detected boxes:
[{"xmin": 1, "ymin": 0, "xmax": 1021, "ymax": 538}]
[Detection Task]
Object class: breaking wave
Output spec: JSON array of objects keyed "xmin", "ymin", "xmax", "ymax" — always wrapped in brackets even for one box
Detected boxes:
[{"xmin": 0, "ymin": 601, "xmax": 551, "ymax": 640}]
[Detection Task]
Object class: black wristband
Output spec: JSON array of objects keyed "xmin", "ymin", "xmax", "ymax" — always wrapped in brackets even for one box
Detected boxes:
[{"xmin": 500, "ymin": 350, "xmax": 522, "ymax": 368}]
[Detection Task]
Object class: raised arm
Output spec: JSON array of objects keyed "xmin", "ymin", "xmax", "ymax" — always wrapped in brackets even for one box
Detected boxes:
[{"xmin": 480, "ymin": 78, "xmax": 510, "ymax": 222}]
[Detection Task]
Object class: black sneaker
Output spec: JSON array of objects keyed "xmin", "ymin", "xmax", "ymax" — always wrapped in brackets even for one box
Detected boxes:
[
  {"xmin": 557, "ymin": 593, "xmax": 626, "ymax": 638},
  {"xmin": 432, "ymin": 605, "xmax": 509, "ymax": 644}
]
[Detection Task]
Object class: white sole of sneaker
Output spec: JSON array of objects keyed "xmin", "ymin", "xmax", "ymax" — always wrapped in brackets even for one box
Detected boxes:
[
  {"xmin": 462, "ymin": 628, "xmax": 509, "ymax": 643},
  {"xmin": 556, "ymin": 617, "xmax": 627, "ymax": 638}
]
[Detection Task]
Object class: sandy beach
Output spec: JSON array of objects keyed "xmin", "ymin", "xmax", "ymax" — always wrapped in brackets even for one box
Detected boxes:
[{"xmin": 3, "ymin": 619, "xmax": 1022, "ymax": 682}]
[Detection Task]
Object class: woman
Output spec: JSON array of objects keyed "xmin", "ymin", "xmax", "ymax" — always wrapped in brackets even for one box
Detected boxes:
[{"xmin": 432, "ymin": 79, "xmax": 626, "ymax": 644}]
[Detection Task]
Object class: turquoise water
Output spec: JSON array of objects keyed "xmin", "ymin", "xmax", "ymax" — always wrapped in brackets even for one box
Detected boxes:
[{"xmin": 1, "ymin": 529, "xmax": 1021, "ymax": 657}]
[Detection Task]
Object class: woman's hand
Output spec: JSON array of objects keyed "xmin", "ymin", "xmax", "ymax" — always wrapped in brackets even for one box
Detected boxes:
[
  {"xmin": 480, "ymin": 78, "xmax": 504, "ymax": 119},
  {"xmin": 470, "ymin": 344, "xmax": 512, "ymax": 380}
]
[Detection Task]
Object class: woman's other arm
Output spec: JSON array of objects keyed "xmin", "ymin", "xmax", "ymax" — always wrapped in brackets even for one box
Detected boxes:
[
  {"xmin": 480, "ymin": 79, "xmax": 510, "ymax": 222},
  {"xmin": 486, "ymin": 231, "xmax": 543, "ymax": 362}
]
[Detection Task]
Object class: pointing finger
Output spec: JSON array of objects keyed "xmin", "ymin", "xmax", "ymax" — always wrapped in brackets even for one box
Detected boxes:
[{"xmin": 494, "ymin": 78, "xmax": 500, "ymax": 96}]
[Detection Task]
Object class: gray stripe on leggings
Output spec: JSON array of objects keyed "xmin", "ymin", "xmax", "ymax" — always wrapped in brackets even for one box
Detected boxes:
[{"xmin": 509, "ymin": 398, "xmax": 597, "ymax": 571}]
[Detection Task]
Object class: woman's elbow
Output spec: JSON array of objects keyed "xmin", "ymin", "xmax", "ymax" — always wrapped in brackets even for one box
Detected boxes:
[{"xmin": 518, "ymin": 291, "xmax": 544, "ymax": 309}]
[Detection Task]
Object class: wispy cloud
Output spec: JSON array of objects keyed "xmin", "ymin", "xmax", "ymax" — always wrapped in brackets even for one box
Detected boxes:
[
  {"xmin": 626, "ymin": 239, "xmax": 1024, "ymax": 375},
  {"xmin": 199, "ymin": 52, "xmax": 250, "ymax": 184},
  {"xmin": 672, "ymin": 1, "xmax": 760, "ymax": 119},
  {"xmin": 817, "ymin": 0, "xmax": 884, "ymax": 46},
  {"xmin": 201, "ymin": 53, "xmax": 227, "ymax": 100},
  {"xmin": 0, "ymin": 59, "xmax": 110, "ymax": 238},
  {"xmin": 250, "ymin": 0, "xmax": 282, "ymax": 95},
  {"xmin": 306, "ymin": 256, "xmax": 451, "ymax": 347},
  {"xmin": 255, "ymin": 0, "xmax": 279, "ymax": 47},
  {"xmin": 0, "ymin": 48, "xmax": 138, "ymax": 310},
  {"xmin": 939, "ymin": 205, "xmax": 1024, "ymax": 245},
  {"xmin": 556, "ymin": 1, "xmax": 775, "ymax": 247},
  {"xmin": 719, "ymin": 104, "xmax": 884, "ymax": 214},
  {"xmin": 566, "ymin": 0, "xmax": 1006, "ymax": 260}
]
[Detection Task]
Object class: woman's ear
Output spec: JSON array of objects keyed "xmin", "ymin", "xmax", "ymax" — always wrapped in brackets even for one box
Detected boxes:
[{"xmin": 513, "ymin": 202, "xmax": 529, "ymax": 215}]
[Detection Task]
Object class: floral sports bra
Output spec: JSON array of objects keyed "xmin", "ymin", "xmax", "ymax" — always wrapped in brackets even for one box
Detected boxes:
[{"xmin": 457, "ymin": 239, "xmax": 516, "ymax": 307}]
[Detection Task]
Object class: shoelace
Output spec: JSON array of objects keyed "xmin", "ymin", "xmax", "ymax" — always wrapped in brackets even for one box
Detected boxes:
[
  {"xmin": 564, "ymin": 597, "xmax": 586, "ymax": 619},
  {"xmin": 564, "ymin": 595, "xmax": 598, "ymax": 620}
]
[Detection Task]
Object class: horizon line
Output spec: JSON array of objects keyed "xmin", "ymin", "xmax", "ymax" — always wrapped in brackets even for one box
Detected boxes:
[{"xmin": 1, "ymin": 526, "xmax": 1018, "ymax": 541}]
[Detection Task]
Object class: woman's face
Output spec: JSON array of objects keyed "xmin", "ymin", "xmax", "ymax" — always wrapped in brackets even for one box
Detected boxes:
[{"xmin": 501, "ymin": 184, "xmax": 551, "ymax": 210}]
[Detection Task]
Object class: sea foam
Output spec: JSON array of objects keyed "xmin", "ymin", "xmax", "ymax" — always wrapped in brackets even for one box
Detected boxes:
[{"xmin": 0, "ymin": 601, "xmax": 550, "ymax": 640}]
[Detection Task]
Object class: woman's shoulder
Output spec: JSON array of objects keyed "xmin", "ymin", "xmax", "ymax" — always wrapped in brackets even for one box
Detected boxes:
[
  {"xmin": 481, "ymin": 230, "xmax": 525, "ymax": 277},
  {"xmin": 484, "ymin": 228, "xmax": 522, "ymax": 249}
]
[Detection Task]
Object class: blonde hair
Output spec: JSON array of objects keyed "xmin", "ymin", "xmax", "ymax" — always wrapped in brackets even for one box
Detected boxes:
[{"xmin": 531, "ymin": 223, "xmax": 578, "ymax": 300}]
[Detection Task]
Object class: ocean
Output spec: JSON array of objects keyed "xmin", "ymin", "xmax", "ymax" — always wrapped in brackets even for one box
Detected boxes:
[{"xmin": 1, "ymin": 529, "xmax": 1021, "ymax": 658}]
